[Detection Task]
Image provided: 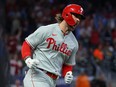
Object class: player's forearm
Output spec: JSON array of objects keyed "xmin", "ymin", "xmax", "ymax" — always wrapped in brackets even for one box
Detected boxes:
[
  {"xmin": 62, "ymin": 64, "xmax": 73, "ymax": 77},
  {"xmin": 21, "ymin": 41, "xmax": 32, "ymax": 60}
]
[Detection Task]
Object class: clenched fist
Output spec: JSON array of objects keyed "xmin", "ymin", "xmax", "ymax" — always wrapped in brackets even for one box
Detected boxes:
[
  {"xmin": 25, "ymin": 57, "xmax": 39, "ymax": 69},
  {"xmin": 64, "ymin": 71, "xmax": 73, "ymax": 84}
]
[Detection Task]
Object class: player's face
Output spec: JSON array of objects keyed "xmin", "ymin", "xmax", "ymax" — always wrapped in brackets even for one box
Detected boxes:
[{"xmin": 68, "ymin": 14, "xmax": 80, "ymax": 31}]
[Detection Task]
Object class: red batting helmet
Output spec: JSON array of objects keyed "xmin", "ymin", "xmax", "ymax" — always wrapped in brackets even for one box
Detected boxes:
[{"xmin": 62, "ymin": 4, "xmax": 85, "ymax": 26}]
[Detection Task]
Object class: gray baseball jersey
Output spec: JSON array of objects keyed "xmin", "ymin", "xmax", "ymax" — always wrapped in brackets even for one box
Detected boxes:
[{"xmin": 25, "ymin": 23, "xmax": 79, "ymax": 76}]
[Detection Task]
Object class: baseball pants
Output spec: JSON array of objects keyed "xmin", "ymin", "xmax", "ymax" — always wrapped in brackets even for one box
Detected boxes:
[{"xmin": 23, "ymin": 69, "xmax": 57, "ymax": 87}]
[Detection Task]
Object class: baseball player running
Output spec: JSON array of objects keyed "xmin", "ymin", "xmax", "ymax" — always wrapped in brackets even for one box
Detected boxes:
[{"xmin": 21, "ymin": 4, "xmax": 85, "ymax": 87}]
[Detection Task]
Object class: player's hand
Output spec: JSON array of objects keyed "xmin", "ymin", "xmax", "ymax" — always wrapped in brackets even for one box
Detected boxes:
[
  {"xmin": 25, "ymin": 57, "xmax": 39, "ymax": 69},
  {"xmin": 64, "ymin": 71, "xmax": 73, "ymax": 84}
]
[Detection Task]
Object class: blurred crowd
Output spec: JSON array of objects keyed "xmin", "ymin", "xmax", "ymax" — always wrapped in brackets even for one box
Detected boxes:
[{"xmin": 0, "ymin": 0, "xmax": 116, "ymax": 87}]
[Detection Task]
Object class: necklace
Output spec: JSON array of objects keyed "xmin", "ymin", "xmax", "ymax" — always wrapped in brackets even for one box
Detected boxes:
[
  {"xmin": 61, "ymin": 30, "xmax": 69, "ymax": 35},
  {"xmin": 61, "ymin": 30, "xmax": 65, "ymax": 34}
]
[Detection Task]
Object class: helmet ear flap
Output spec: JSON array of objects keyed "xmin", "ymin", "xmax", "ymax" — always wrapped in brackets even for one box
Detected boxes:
[
  {"xmin": 62, "ymin": 12, "xmax": 76, "ymax": 26},
  {"xmin": 62, "ymin": 4, "xmax": 85, "ymax": 26}
]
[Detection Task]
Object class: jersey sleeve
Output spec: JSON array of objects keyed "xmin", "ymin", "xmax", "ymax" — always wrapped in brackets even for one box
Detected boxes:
[{"xmin": 25, "ymin": 26, "xmax": 47, "ymax": 49}]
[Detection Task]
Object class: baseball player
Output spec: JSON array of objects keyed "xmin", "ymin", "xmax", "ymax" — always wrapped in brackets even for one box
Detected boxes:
[{"xmin": 21, "ymin": 4, "xmax": 85, "ymax": 87}]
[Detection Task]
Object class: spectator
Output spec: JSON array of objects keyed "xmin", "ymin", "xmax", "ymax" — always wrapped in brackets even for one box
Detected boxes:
[
  {"xmin": 89, "ymin": 26, "xmax": 100, "ymax": 48},
  {"xmin": 10, "ymin": 52, "xmax": 23, "ymax": 85},
  {"xmin": 91, "ymin": 68, "xmax": 107, "ymax": 87},
  {"xmin": 93, "ymin": 43, "xmax": 104, "ymax": 64},
  {"xmin": 91, "ymin": 78, "xmax": 106, "ymax": 87},
  {"xmin": 75, "ymin": 70, "xmax": 91, "ymax": 87}
]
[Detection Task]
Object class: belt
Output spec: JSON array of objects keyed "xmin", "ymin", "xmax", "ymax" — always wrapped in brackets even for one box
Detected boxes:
[{"xmin": 39, "ymin": 68, "xmax": 59, "ymax": 80}]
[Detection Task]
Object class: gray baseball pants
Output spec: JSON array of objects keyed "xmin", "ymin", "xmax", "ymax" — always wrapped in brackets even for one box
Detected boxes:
[{"xmin": 23, "ymin": 69, "xmax": 57, "ymax": 87}]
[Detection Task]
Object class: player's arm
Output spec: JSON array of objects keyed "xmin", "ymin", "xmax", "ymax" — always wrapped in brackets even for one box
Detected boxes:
[
  {"xmin": 62, "ymin": 64, "xmax": 73, "ymax": 77},
  {"xmin": 21, "ymin": 41, "xmax": 39, "ymax": 68},
  {"xmin": 62, "ymin": 64, "xmax": 74, "ymax": 84},
  {"xmin": 21, "ymin": 41, "xmax": 32, "ymax": 60}
]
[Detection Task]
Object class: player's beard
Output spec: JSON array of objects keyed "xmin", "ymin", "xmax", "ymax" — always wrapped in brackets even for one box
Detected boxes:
[{"xmin": 68, "ymin": 21, "xmax": 80, "ymax": 31}]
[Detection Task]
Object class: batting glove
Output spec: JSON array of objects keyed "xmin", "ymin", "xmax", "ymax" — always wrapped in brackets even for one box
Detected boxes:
[
  {"xmin": 25, "ymin": 57, "xmax": 39, "ymax": 69},
  {"xmin": 64, "ymin": 71, "xmax": 73, "ymax": 84}
]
